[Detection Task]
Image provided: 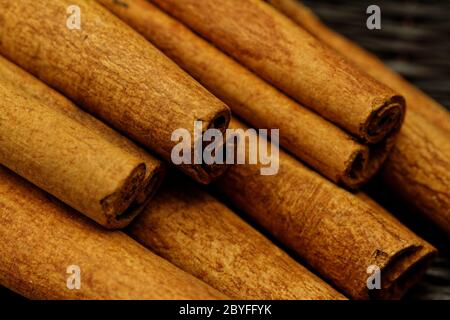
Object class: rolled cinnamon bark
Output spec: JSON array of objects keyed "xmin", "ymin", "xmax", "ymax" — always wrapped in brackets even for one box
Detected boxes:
[
  {"xmin": 0, "ymin": 166, "xmax": 226, "ymax": 300},
  {"xmin": 0, "ymin": 0, "xmax": 231, "ymax": 184},
  {"xmin": 383, "ymin": 113, "xmax": 450, "ymax": 234},
  {"xmin": 214, "ymin": 118, "xmax": 436, "ymax": 300},
  {"xmin": 128, "ymin": 174, "xmax": 345, "ymax": 300},
  {"xmin": 98, "ymin": 0, "xmax": 397, "ymax": 189},
  {"xmin": 0, "ymin": 76, "xmax": 147, "ymax": 229},
  {"xmin": 266, "ymin": 0, "xmax": 450, "ymax": 136},
  {"xmin": 151, "ymin": 0, "xmax": 405, "ymax": 145},
  {"xmin": 266, "ymin": 0, "xmax": 450, "ymax": 234},
  {"xmin": 355, "ymin": 193, "xmax": 437, "ymax": 299},
  {"xmin": 0, "ymin": 56, "xmax": 165, "ymax": 227}
]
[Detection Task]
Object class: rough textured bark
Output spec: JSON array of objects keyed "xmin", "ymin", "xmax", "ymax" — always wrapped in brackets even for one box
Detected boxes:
[
  {"xmin": 382, "ymin": 112, "xmax": 450, "ymax": 233},
  {"xmin": 267, "ymin": 0, "xmax": 450, "ymax": 234},
  {"xmin": 0, "ymin": 0, "xmax": 230, "ymax": 184},
  {"xmin": 267, "ymin": 0, "xmax": 450, "ymax": 136},
  {"xmin": 356, "ymin": 193, "xmax": 437, "ymax": 298},
  {"xmin": 213, "ymin": 118, "xmax": 436, "ymax": 300},
  {"xmin": 0, "ymin": 57, "xmax": 166, "ymax": 229},
  {"xmin": 0, "ymin": 57, "xmax": 166, "ymax": 211},
  {"xmin": 0, "ymin": 167, "xmax": 227, "ymax": 300},
  {"xmin": 99, "ymin": 0, "xmax": 399, "ymax": 189},
  {"xmin": 151, "ymin": 0, "xmax": 405, "ymax": 145},
  {"xmin": 128, "ymin": 174, "xmax": 346, "ymax": 300}
]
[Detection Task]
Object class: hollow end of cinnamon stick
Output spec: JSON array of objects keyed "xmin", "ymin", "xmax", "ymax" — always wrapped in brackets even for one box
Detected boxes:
[
  {"xmin": 210, "ymin": 112, "xmax": 230, "ymax": 131},
  {"xmin": 341, "ymin": 133, "xmax": 398, "ymax": 189},
  {"xmin": 99, "ymin": 163, "xmax": 146, "ymax": 229},
  {"xmin": 341, "ymin": 149, "xmax": 368, "ymax": 188},
  {"xmin": 135, "ymin": 163, "xmax": 166, "ymax": 205},
  {"xmin": 102, "ymin": 162, "xmax": 166, "ymax": 229},
  {"xmin": 370, "ymin": 245, "xmax": 436, "ymax": 300},
  {"xmin": 179, "ymin": 109, "xmax": 231, "ymax": 184},
  {"xmin": 363, "ymin": 95, "xmax": 406, "ymax": 144},
  {"xmin": 337, "ymin": 96, "xmax": 405, "ymax": 188}
]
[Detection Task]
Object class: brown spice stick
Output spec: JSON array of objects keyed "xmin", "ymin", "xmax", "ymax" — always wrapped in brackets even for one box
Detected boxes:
[
  {"xmin": 213, "ymin": 118, "xmax": 436, "ymax": 300},
  {"xmin": 151, "ymin": 0, "xmax": 405, "ymax": 145},
  {"xmin": 98, "ymin": 0, "xmax": 396, "ymax": 189},
  {"xmin": 267, "ymin": 0, "xmax": 450, "ymax": 136},
  {"xmin": 0, "ymin": 0, "xmax": 231, "ymax": 184},
  {"xmin": 0, "ymin": 56, "xmax": 165, "ymax": 229},
  {"xmin": 0, "ymin": 66, "xmax": 147, "ymax": 229},
  {"xmin": 266, "ymin": 0, "xmax": 450, "ymax": 234},
  {"xmin": 128, "ymin": 174, "xmax": 346, "ymax": 300},
  {"xmin": 355, "ymin": 194, "xmax": 437, "ymax": 299},
  {"xmin": 0, "ymin": 166, "xmax": 227, "ymax": 300}
]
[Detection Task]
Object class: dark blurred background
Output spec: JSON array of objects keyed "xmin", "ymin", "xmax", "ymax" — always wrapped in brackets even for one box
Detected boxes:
[{"xmin": 302, "ymin": 0, "xmax": 449, "ymax": 300}]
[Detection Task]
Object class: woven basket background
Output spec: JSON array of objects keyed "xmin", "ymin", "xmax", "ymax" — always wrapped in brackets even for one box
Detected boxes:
[{"xmin": 302, "ymin": 0, "xmax": 450, "ymax": 300}]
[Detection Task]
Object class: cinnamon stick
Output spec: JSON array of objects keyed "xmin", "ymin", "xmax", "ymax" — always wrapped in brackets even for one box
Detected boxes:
[
  {"xmin": 267, "ymin": 0, "xmax": 450, "ymax": 234},
  {"xmin": 0, "ymin": 63, "xmax": 145, "ymax": 229},
  {"xmin": 0, "ymin": 166, "xmax": 226, "ymax": 300},
  {"xmin": 98, "ymin": 0, "xmax": 398, "ymax": 189},
  {"xmin": 0, "ymin": 56, "xmax": 165, "ymax": 229},
  {"xmin": 0, "ymin": 56, "xmax": 165, "ymax": 223},
  {"xmin": 214, "ymin": 118, "xmax": 436, "ymax": 300},
  {"xmin": 0, "ymin": 0, "xmax": 231, "ymax": 184},
  {"xmin": 151, "ymin": 0, "xmax": 405, "ymax": 145},
  {"xmin": 383, "ymin": 112, "xmax": 450, "ymax": 233},
  {"xmin": 267, "ymin": 0, "xmax": 450, "ymax": 136},
  {"xmin": 355, "ymin": 193, "xmax": 437, "ymax": 298},
  {"xmin": 128, "ymin": 174, "xmax": 346, "ymax": 300}
]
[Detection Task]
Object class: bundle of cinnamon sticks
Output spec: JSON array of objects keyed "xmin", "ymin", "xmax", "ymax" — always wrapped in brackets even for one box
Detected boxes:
[{"xmin": 0, "ymin": 0, "xmax": 447, "ymax": 300}]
